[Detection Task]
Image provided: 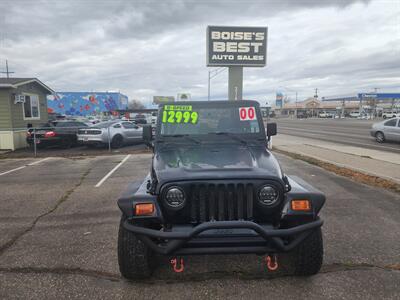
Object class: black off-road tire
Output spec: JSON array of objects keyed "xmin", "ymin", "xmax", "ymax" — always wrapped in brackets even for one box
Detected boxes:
[
  {"xmin": 293, "ymin": 227, "xmax": 323, "ymax": 276},
  {"xmin": 118, "ymin": 216, "xmax": 155, "ymax": 280},
  {"xmin": 111, "ymin": 134, "xmax": 123, "ymax": 149}
]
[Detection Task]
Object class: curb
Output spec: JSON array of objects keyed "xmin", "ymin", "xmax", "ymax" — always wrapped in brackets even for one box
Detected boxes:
[{"xmin": 273, "ymin": 147, "xmax": 400, "ymax": 194}]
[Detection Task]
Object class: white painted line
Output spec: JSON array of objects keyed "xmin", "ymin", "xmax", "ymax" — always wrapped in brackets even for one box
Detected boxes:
[
  {"xmin": 27, "ymin": 157, "xmax": 52, "ymax": 166},
  {"xmin": 0, "ymin": 157, "xmax": 54, "ymax": 177},
  {"xmin": 95, "ymin": 154, "xmax": 131, "ymax": 187},
  {"xmin": 0, "ymin": 166, "xmax": 26, "ymax": 176}
]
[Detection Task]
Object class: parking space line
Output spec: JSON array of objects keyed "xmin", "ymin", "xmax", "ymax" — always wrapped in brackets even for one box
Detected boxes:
[
  {"xmin": 95, "ymin": 154, "xmax": 131, "ymax": 187},
  {"xmin": 27, "ymin": 157, "xmax": 53, "ymax": 166},
  {"xmin": 0, "ymin": 166, "xmax": 27, "ymax": 176},
  {"xmin": 0, "ymin": 157, "xmax": 53, "ymax": 177}
]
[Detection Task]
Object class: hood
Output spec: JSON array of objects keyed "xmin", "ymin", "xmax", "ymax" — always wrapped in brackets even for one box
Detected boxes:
[{"xmin": 153, "ymin": 143, "xmax": 284, "ymax": 189}]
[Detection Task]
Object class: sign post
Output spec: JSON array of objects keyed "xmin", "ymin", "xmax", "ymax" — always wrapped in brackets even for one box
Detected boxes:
[{"xmin": 207, "ymin": 26, "xmax": 267, "ymax": 100}]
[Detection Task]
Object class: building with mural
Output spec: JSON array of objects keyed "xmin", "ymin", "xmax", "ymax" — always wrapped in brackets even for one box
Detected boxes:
[{"xmin": 47, "ymin": 92, "xmax": 128, "ymax": 116}]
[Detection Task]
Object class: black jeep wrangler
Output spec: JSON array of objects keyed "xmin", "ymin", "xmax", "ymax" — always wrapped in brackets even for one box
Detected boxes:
[{"xmin": 117, "ymin": 100, "xmax": 325, "ymax": 279}]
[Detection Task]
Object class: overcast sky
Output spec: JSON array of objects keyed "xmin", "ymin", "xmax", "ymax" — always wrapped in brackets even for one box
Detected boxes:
[{"xmin": 0, "ymin": 0, "xmax": 399, "ymax": 106}]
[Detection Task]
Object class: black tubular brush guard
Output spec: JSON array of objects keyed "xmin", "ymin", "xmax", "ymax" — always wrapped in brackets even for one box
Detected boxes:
[{"xmin": 123, "ymin": 218, "xmax": 323, "ymax": 255}]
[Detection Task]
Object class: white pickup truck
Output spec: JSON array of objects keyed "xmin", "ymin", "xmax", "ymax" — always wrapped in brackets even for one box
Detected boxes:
[{"xmin": 382, "ymin": 111, "xmax": 400, "ymax": 119}]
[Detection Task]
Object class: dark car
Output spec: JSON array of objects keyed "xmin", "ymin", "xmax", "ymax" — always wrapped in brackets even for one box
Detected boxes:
[
  {"xmin": 27, "ymin": 120, "xmax": 88, "ymax": 148},
  {"xmin": 296, "ymin": 111, "xmax": 308, "ymax": 119},
  {"xmin": 117, "ymin": 100, "xmax": 325, "ymax": 279}
]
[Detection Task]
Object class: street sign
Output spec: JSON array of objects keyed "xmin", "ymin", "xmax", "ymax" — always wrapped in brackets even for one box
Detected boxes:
[{"xmin": 207, "ymin": 26, "xmax": 268, "ymax": 67}]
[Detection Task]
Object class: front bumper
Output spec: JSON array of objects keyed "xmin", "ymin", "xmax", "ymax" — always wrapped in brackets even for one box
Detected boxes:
[{"xmin": 123, "ymin": 218, "xmax": 323, "ymax": 255}]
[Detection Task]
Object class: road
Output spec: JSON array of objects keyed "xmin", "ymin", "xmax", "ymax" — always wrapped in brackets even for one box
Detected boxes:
[
  {"xmin": 275, "ymin": 118, "xmax": 400, "ymax": 154},
  {"xmin": 0, "ymin": 154, "xmax": 399, "ymax": 299}
]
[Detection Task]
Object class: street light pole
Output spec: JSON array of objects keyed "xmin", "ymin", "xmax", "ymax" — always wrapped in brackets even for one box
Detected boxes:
[{"xmin": 295, "ymin": 91, "xmax": 298, "ymax": 118}]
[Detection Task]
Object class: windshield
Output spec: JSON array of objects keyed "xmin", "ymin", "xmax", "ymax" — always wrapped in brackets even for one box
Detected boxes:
[{"xmin": 160, "ymin": 104, "xmax": 260, "ymax": 136}]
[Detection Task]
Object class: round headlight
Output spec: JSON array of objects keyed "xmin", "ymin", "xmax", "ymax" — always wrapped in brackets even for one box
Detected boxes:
[
  {"xmin": 165, "ymin": 187, "xmax": 186, "ymax": 208},
  {"xmin": 258, "ymin": 185, "xmax": 279, "ymax": 206}
]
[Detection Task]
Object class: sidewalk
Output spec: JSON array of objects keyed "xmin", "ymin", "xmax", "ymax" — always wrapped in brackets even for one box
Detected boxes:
[{"xmin": 272, "ymin": 134, "xmax": 400, "ymax": 184}]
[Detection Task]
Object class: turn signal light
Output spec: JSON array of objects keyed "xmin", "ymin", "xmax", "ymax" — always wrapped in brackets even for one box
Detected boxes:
[
  {"xmin": 135, "ymin": 203, "xmax": 154, "ymax": 216},
  {"xmin": 291, "ymin": 200, "xmax": 311, "ymax": 211}
]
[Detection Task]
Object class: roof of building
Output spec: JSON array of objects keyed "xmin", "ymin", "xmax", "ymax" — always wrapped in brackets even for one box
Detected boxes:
[{"xmin": 0, "ymin": 77, "xmax": 54, "ymax": 94}]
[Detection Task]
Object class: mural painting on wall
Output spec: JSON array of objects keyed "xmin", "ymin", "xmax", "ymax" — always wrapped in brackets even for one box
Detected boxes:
[{"xmin": 47, "ymin": 92, "xmax": 128, "ymax": 116}]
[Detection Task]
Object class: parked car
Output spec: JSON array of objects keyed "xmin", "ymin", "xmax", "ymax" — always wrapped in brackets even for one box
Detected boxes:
[
  {"xmin": 77, "ymin": 120, "xmax": 143, "ymax": 148},
  {"xmin": 27, "ymin": 121, "xmax": 88, "ymax": 148},
  {"xmin": 134, "ymin": 114, "xmax": 147, "ymax": 124},
  {"xmin": 318, "ymin": 111, "xmax": 333, "ymax": 118},
  {"xmin": 370, "ymin": 117, "xmax": 400, "ymax": 143},
  {"xmin": 382, "ymin": 111, "xmax": 400, "ymax": 119},
  {"xmin": 349, "ymin": 111, "xmax": 360, "ymax": 118},
  {"xmin": 296, "ymin": 111, "xmax": 308, "ymax": 119},
  {"xmin": 151, "ymin": 112, "xmax": 158, "ymax": 126},
  {"xmin": 117, "ymin": 100, "xmax": 326, "ymax": 280}
]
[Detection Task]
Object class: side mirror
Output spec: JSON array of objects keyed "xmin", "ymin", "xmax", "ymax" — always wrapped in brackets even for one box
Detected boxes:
[
  {"xmin": 266, "ymin": 122, "xmax": 277, "ymax": 137},
  {"xmin": 142, "ymin": 124, "xmax": 153, "ymax": 146}
]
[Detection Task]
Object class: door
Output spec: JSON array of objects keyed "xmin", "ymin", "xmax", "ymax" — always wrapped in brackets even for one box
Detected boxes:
[
  {"xmin": 395, "ymin": 119, "xmax": 400, "ymax": 142},
  {"xmin": 382, "ymin": 118, "xmax": 398, "ymax": 141},
  {"xmin": 122, "ymin": 122, "xmax": 142, "ymax": 141}
]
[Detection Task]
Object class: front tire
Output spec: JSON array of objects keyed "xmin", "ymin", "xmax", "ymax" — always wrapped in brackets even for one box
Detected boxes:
[
  {"xmin": 111, "ymin": 135, "xmax": 123, "ymax": 149},
  {"xmin": 118, "ymin": 216, "xmax": 155, "ymax": 280},
  {"xmin": 375, "ymin": 131, "xmax": 385, "ymax": 143},
  {"xmin": 293, "ymin": 227, "xmax": 323, "ymax": 276}
]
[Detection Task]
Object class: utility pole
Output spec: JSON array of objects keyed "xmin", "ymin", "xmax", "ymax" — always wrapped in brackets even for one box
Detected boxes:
[
  {"xmin": 314, "ymin": 88, "xmax": 318, "ymax": 99},
  {"xmin": 0, "ymin": 60, "xmax": 15, "ymax": 78},
  {"xmin": 295, "ymin": 91, "xmax": 298, "ymax": 117}
]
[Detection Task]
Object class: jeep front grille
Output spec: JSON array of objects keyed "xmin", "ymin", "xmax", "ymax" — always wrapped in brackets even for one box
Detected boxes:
[{"xmin": 188, "ymin": 183, "xmax": 254, "ymax": 223}]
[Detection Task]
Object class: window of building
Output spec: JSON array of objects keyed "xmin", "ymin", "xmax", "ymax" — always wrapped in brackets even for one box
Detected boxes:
[{"xmin": 23, "ymin": 94, "xmax": 40, "ymax": 119}]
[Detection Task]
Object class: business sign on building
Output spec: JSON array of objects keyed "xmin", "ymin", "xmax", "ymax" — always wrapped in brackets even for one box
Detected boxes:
[
  {"xmin": 177, "ymin": 93, "xmax": 191, "ymax": 101},
  {"xmin": 276, "ymin": 92, "xmax": 283, "ymax": 108},
  {"xmin": 153, "ymin": 96, "xmax": 175, "ymax": 104},
  {"xmin": 207, "ymin": 26, "xmax": 268, "ymax": 67}
]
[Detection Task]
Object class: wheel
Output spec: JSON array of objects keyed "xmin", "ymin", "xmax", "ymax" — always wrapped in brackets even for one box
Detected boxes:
[
  {"xmin": 111, "ymin": 135, "xmax": 123, "ymax": 148},
  {"xmin": 293, "ymin": 227, "xmax": 323, "ymax": 276},
  {"xmin": 118, "ymin": 216, "xmax": 155, "ymax": 280},
  {"xmin": 383, "ymin": 115, "xmax": 387, "ymax": 119},
  {"xmin": 375, "ymin": 131, "xmax": 385, "ymax": 143}
]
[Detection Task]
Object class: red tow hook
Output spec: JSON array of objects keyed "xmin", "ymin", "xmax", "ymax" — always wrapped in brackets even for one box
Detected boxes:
[
  {"xmin": 265, "ymin": 254, "xmax": 279, "ymax": 271},
  {"xmin": 170, "ymin": 257, "xmax": 185, "ymax": 273}
]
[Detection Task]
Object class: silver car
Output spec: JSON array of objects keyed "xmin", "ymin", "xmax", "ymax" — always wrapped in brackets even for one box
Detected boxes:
[
  {"xmin": 370, "ymin": 117, "xmax": 400, "ymax": 143},
  {"xmin": 77, "ymin": 120, "xmax": 143, "ymax": 148}
]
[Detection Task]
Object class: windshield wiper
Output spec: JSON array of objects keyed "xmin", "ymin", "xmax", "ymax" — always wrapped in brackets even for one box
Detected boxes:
[
  {"xmin": 208, "ymin": 132, "xmax": 247, "ymax": 145},
  {"xmin": 169, "ymin": 134, "xmax": 201, "ymax": 144}
]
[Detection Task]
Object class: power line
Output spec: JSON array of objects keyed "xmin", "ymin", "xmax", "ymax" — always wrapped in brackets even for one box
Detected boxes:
[{"xmin": 0, "ymin": 60, "xmax": 15, "ymax": 78}]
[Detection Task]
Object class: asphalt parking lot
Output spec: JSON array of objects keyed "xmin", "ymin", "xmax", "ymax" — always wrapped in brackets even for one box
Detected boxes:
[{"xmin": 0, "ymin": 153, "xmax": 399, "ymax": 299}]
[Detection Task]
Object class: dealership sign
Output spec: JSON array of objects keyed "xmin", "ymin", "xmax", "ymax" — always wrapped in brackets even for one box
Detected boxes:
[
  {"xmin": 207, "ymin": 26, "xmax": 268, "ymax": 67},
  {"xmin": 153, "ymin": 96, "xmax": 175, "ymax": 104}
]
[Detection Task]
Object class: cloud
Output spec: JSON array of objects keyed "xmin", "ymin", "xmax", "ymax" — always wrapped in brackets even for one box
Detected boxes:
[{"xmin": 1, "ymin": 0, "xmax": 398, "ymax": 107}]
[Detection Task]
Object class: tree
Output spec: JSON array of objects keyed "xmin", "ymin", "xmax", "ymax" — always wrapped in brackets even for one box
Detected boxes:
[{"xmin": 128, "ymin": 99, "xmax": 145, "ymax": 110}]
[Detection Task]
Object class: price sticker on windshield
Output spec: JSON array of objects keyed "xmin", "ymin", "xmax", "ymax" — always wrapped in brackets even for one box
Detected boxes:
[
  {"xmin": 239, "ymin": 107, "xmax": 257, "ymax": 121},
  {"xmin": 162, "ymin": 105, "xmax": 198, "ymax": 124}
]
